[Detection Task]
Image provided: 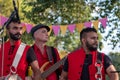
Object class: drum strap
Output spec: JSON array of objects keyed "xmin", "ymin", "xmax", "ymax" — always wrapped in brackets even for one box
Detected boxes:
[{"xmin": 12, "ymin": 43, "xmax": 26, "ymax": 69}]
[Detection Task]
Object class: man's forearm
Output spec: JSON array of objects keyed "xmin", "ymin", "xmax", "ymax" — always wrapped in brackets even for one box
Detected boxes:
[
  {"xmin": 109, "ymin": 72, "xmax": 119, "ymax": 80},
  {"xmin": 107, "ymin": 65, "xmax": 119, "ymax": 80}
]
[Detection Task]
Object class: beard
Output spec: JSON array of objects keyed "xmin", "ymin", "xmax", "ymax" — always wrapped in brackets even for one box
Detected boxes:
[
  {"xmin": 9, "ymin": 32, "xmax": 21, "ymax": 41},
  {"xmin": 86, "ymin": 41, "xmax": 98, "ymax": 51}
]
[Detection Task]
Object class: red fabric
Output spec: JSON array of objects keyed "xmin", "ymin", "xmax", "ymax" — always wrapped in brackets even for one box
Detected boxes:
[
  {"xmin": 0, "ymin": 40, "xmax": 29, "ymax": 80},
  {"xmin": 67, "ymin": 48, "xmax": 105, "ymax": 80},
  {"xmin": 33, "ymin": 44, "xmax": 61, "ymax": 80},
  {"xmin": 68, "ymin": 48, "xmax": 86, "ymax": 80}
]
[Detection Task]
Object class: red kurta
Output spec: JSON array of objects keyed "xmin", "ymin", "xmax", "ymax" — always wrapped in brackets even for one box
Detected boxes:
[
  {"xmin": 33, "ymin": 44, "xmax": 61, "ymax": 80},
  {"xmin": 0, "ymin": 40, "xmax": 30, "ymax": 80}
]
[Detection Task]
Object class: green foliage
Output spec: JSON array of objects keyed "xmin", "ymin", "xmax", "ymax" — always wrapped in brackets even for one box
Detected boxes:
[
  {"xmin": 21, "ymin": 0, "xmax": 92, "ymax": 52},
  {"xmin": 47, "ymin": 30, "xmax": 80, "ymax": 52},
  {"xmin": 21, "ymin": 0, "xmax": 92, "ymax": 25},
  {"xmin": 109, "ymin": 52, "xmax": 120, "ymax": 70},
  {"xmin": 1, "ymin": 0, "xmax": 117, "ymax": 52},
  {"xmin": 86, "ymin": 0, "xmax": 120, "ymax": 49},
  {"xmin": 0, "ymin": 0, "xmax": 13, "ymax": 17},
  {"xmin": 21, "ymin": 32, "xmax": 34, "ymax": 45}
]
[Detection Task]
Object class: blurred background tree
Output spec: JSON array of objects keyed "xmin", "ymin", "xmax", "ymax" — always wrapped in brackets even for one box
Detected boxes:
[
  {"xmin": 21, "ymin": 0, "xmax": 99, "ymax": 53},
  {"xmin": 85, "ymin": 0, "xmax": 120, "ymax": 49},
  {"xmin": 0, "ymin": 0, "xmax": 119, "ymax": 57}
]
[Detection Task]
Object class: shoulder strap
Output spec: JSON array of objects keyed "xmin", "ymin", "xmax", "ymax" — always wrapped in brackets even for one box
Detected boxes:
[
  {"xmin": 46, "ymin": 46, "xmax": 53, "ymax": 63},
  {"xmin": 97, "ymin": 52, "xmax": 105, "ymax": 63},
  {"xmin": 95, "ymin": 52, "xmax": 105, "ymax": 80},
  {"xmin": 51, "ymin": 47, "xmax": 61, "ymax": 79},
  {"xmin": 51, "ymin": 47, "xmax": 57, "ymax": 63},
  {"xmin": 47, "ymin": 46, "xmax": 57, "ymax": 63},
  {"xmin": 46, "ymin": 46, "xmax": 61, "ymax": 79},
  {"xmin": 12, "ymin": 43, "xmax": 26, "ymax": 69}
]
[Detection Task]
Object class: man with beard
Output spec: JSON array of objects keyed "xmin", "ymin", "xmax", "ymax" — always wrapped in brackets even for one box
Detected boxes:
[
  {"xmin": 0, "ymin": 18, "xmax": 41, "ymax": 80},
  {"xmin": 59, "ymin": 28, "xmax": 119, "ymax": 80}
]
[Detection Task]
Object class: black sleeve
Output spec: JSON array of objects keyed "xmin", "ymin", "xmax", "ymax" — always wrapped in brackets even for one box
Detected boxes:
[
  {"xmin": 104, "ymin": 54, "xmax": 113, "ymax": 70},
  {"xmin": 63, "ymin": 58, "xmax": 68, "ymax": 72},
  {"xmin": 26, "ymin": 47, "xmax": 37, "ymax": 64}
]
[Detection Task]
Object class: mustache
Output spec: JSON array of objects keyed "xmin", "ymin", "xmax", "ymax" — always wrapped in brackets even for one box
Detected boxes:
[
  {"xmin": 15, "ymin": 33, "xmax": 21, "ymax": 36},
  {"xmin": 93, "ymin": 42, "xmax": 98, "ymax": 45}
]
